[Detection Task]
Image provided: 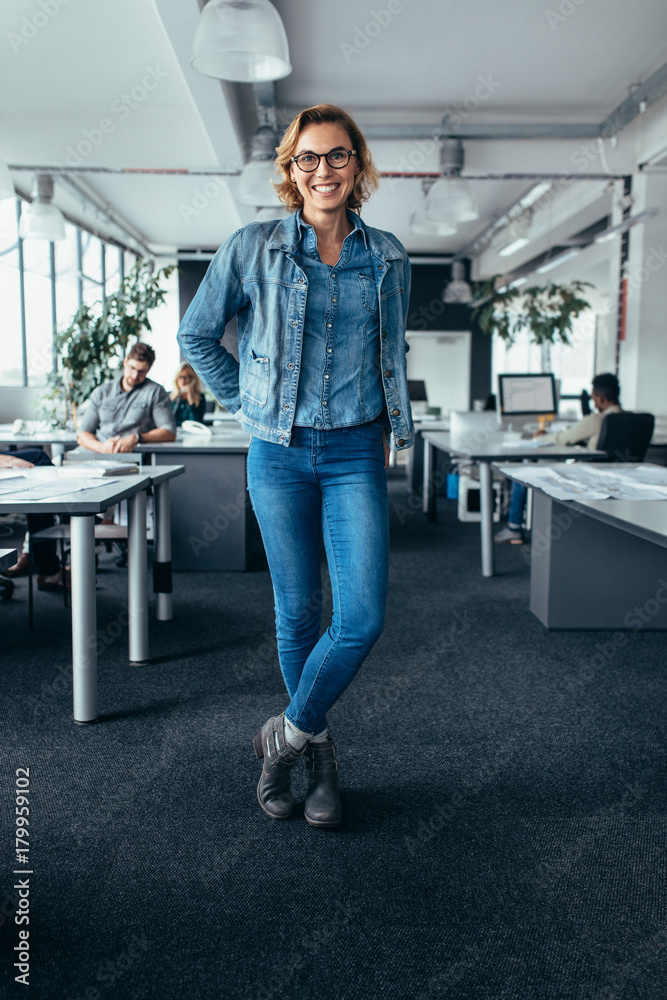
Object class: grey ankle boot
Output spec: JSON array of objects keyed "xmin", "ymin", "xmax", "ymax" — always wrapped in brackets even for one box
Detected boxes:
[
  {"xmin": 304, "ymin": 736, "xmax": 342, "ymax": 828},
  {"xmin": 253, "ymin": 713, "xmax": 306, "ymax": 820}
]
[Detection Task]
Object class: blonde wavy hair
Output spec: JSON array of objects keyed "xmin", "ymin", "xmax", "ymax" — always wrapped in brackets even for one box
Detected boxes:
[
  {"xmin": 171, "ymin": 363, "xmax": 202, "ymax": 407},
  {"xmin": 274, "ymin": 104, "xmax": 380, "ymax": 213}
]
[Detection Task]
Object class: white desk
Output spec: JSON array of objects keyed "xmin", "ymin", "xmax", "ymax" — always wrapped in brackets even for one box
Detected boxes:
[
  {"xmin": 0, "ymin": 548, "xmax": 17, "ymax": 572},
  {"xmin": 421, "ymin": 431, "xmax": 606, "ymax": 577},
  {"xmin": 496, "ymin": 463, "xmax": 667, "ymax": 629},
  {"xmin": 0, "ymin": 465, "xmax": 183, "ymax": 722}
]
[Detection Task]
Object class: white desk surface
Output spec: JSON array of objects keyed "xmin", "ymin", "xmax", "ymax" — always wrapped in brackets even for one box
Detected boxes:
[
  {"xmin": 0, "ymin": 470, "xmax": 153, "ymax": 514},
  {"xmin": 496, "ymin": 462, "xmax": 667, "ymax": 549},
  {"xmin": 0, "ymin": 548, "xmax": 17, "ymax": 572},
  {"xmin": 422, "ymin": 430, "xmax": 606, "ymax": 462}
]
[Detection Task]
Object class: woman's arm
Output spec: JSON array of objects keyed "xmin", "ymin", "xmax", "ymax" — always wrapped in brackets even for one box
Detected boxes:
[{"xmin": 177, "ymin": 231, "xmax": 249, "ymax": 414}]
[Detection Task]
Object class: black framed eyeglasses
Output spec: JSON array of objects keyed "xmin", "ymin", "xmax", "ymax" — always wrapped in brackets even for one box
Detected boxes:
[{"xmin": 291, "ymin": 148, "xmax": 357, "ymax": 172}]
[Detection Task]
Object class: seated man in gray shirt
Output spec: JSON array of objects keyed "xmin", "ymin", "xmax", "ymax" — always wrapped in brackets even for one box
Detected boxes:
[{"xmin": 77, "ymin": 342, "xmax": 176, "ymax": 453}]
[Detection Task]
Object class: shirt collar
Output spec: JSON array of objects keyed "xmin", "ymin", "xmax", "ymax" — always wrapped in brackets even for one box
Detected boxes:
[{"xmin": 295, "ymin": 208, "xmax": 368, "ymax": 250}]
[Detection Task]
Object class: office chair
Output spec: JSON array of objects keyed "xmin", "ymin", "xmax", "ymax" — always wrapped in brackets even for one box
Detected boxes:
[
  {"xmin": 580, "ymin": 389, "xmax": 591, "ymax": 416},
  {"xmin": 596, "ymin": 412, "xmax": 655, "ymax": 462}
]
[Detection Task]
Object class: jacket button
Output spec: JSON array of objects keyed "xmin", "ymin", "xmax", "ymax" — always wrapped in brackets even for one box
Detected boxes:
[
  {"xmin": 283, "ymin": 403, "xmax": 289, "ymax": 410},
  {"xmin": 385, "ymin": 370, "xmax": 392, "ymax": 378},
  {"xmin": 378, "ymin": 264, "xmax": 383, "ymax": 269},
  {"xmin": 381, "ymin": 330, "xmax": 387, "ymax": 338},
  {"xmin": 287, "ymin": 363, "xmax": 294, "ymax": 369},
  {"xmin": 292, "ymin": 321, "xmax": 297, "ymax": 327},
  {"xmin": 392, "ymin": 408, "xmax": 400, "ymax": 416},
  {"xmin": 398, "ymin": 439, "xmax": 405, "ymax": 446},
  {"xmin": 298, "ymin": 277, "xmax": 304, "ymax": 283}
]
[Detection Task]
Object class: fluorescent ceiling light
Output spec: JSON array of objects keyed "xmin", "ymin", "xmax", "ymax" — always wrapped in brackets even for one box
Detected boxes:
[
  {"xmin": 191, "ymin": 0, "xmax": 291, "ymax": 82},
  {"xmin": 594, "ymin": 209, "xmax": 657, "ymax": 244},
  {"xmin": 499, "ymin": 237, "xmax": 530, "ymax": 257},
  {"xmin": 535, "ymin": 249, "xmax": 580, "ymax": 274},
  {"xmin": 520, "ymin": 182, "xmax": 552, "ymax": 209}
]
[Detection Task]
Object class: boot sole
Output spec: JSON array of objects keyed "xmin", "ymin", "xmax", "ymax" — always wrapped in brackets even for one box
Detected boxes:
[{"xmin": 304, "ymin": 812, "xmax": 342, "ymax": 829}]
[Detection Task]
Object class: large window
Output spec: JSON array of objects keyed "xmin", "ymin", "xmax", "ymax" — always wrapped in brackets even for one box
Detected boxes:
[
  {"xmin": 0, "ymin": 197, "xmax": 138, "ymax": 387},
  {"xmin": 491, "ymin": 309, "xmax": 599, "ymax": 408}
]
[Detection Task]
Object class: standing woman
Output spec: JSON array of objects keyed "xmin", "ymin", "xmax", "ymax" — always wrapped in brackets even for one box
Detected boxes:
[{"xmin": 177, "ymin": 104, "xmax": 414, "ymax": 828}]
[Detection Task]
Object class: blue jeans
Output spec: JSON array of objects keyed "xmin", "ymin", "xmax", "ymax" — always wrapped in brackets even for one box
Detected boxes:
[
  {"xmin": 508, "ymin": 482, "xmax": 527, "ymax": 529},
  {"xmin": 246, "ymin": 423, "xmax": 389, "ymax": 735}
]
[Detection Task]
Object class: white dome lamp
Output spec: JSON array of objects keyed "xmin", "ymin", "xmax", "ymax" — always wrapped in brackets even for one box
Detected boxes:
[
  {"xmin": 18, "ymin": 174, "xmax": 66, "ymax": 241},
  {"xmin": 409, "ymin": 179, "xmax": 457, "ymax": 236},
  {"xmin": 239, "ymin": 126, "xmax": 282, "ymax": 206},
  {"xmin": 425, "ymin": 138, "xmax": 479, "ymax": 225},
  {"xmin": 191, "ymin": 0, "xmax": 292, "ymax": 82}
]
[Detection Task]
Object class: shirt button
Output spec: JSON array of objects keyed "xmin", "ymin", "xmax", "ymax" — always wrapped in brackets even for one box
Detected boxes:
[
  {"xmin": 385, "ymin": 370, "xmax": 393, "ymax": 377},
  {"xmin": 331, "ymin": 297, "xmax": 337, "ymax": 303},
  {"xmin": 398, "ymin": 438, "xmax": 405, "ymax": 446},
  {"xmin": 392, "ymin": 408, "xmax": 400, "ymax": 416},
  {"xmin": 327, "ymin": 348, "xmax": 333, "ymax": 354},
  {"xmin": 327, "ymin": 323, "xmax": 332, "ymax": 328},
  {"xmin": 323, "ymin": 374, "xmax": 329, "ymax": 380},
  {"xmin": 322, "ymin": 400, "xmax": 328, "ymax": 406}
]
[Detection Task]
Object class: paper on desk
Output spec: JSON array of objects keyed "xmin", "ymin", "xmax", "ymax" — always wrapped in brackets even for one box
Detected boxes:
[
  {"xmin": 497, "ymin": 464, "xmax": 667, "ymax": 501},
  {"xmin": 500, "ymin": 437, "xmax": 552, "ymax": 448},
  {"xmin": 0, "ymin": 477, "xmax": 117, "ymax": 501}
]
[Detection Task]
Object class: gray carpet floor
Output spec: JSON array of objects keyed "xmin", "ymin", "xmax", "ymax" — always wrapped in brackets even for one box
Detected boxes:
[{"xmin": 0, "ymin": 477, "xmax": 665, "ymax": 1000}]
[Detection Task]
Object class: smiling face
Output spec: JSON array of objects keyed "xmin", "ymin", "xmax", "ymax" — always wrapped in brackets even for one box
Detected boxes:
[{"xmin": 289, "ymin": 122, "xmax": 359, "ymax": 223}]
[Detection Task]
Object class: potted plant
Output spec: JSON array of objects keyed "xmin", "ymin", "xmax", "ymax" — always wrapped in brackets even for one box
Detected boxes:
[
  {"xmin": 471, "ymin": 277, "xmax": 593, "ymax": 370},
  {"xmin": 41, "ymin": 259, "xmax": 175, "ymax": 428}
]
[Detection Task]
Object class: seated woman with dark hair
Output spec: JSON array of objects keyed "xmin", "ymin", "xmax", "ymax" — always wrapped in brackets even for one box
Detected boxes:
[{"xmin": 171, "ymin": 363, "xmax": 207, "ymax": 426}]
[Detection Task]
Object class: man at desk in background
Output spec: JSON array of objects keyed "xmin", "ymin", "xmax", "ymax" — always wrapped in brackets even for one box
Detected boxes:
[
  {"xmin": 76, "ymin": 342, "xmax": 176, "ymax": 454},
  {"xmin": 495, "ymin": 373, "xmax": 622, "ymax": 544}
]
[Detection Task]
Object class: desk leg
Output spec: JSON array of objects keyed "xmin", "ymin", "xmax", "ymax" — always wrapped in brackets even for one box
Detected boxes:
[
  {"xmin": 153, "ymin": 480, "xmax": 173, "ymax": 622},
  {"xmin": 479, "ymin": 460, "xmax": 494, "ymax": 577},
  {"xmin": 423, "ymin": 439, "xmax": 438, "ymax": 522},
  {"xmin": 70, "ymin": 514, "xmax": 97, "ymax": 723},
  {"xmin": 128, "ymin": 489, "xmax": 149, "ymax": 664}
]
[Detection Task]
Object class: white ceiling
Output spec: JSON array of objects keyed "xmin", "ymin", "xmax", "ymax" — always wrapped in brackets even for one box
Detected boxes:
[{"xmin": 1, "ymin": 0, "xmax": 666, "ymax": 268}]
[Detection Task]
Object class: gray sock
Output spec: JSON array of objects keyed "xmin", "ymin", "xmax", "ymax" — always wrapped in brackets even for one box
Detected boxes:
[
  {"xmin": 309, "ymin": 728, "xmax": 329, "ymax": 744},
  {"xmin": 284, "ymin": 716, "xmax": 311, "ymax": 751}
]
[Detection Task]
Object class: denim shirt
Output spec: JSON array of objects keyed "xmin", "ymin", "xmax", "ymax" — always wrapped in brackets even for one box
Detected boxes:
[
  {"xmin": 176, "ymin": 210, "xmax": 414, "ymax": 450},
  {"xmin": 292, "ymin": 209, "xmax": 384, "ymax": 429}
]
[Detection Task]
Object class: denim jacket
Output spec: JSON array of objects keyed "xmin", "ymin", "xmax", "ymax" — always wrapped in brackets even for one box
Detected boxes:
[{"xmin": 177, "ymin": 211, "xmax": 414, "ymax": 450}]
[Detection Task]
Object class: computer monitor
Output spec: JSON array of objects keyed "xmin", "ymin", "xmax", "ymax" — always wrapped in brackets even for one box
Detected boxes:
[
  {"xmin": 407, "ymin": 379, "xmax": 428, "ymax": 402},
  {"xmin": 498, "ymin": 373, "xmax": 557, "ymax": 417}
]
